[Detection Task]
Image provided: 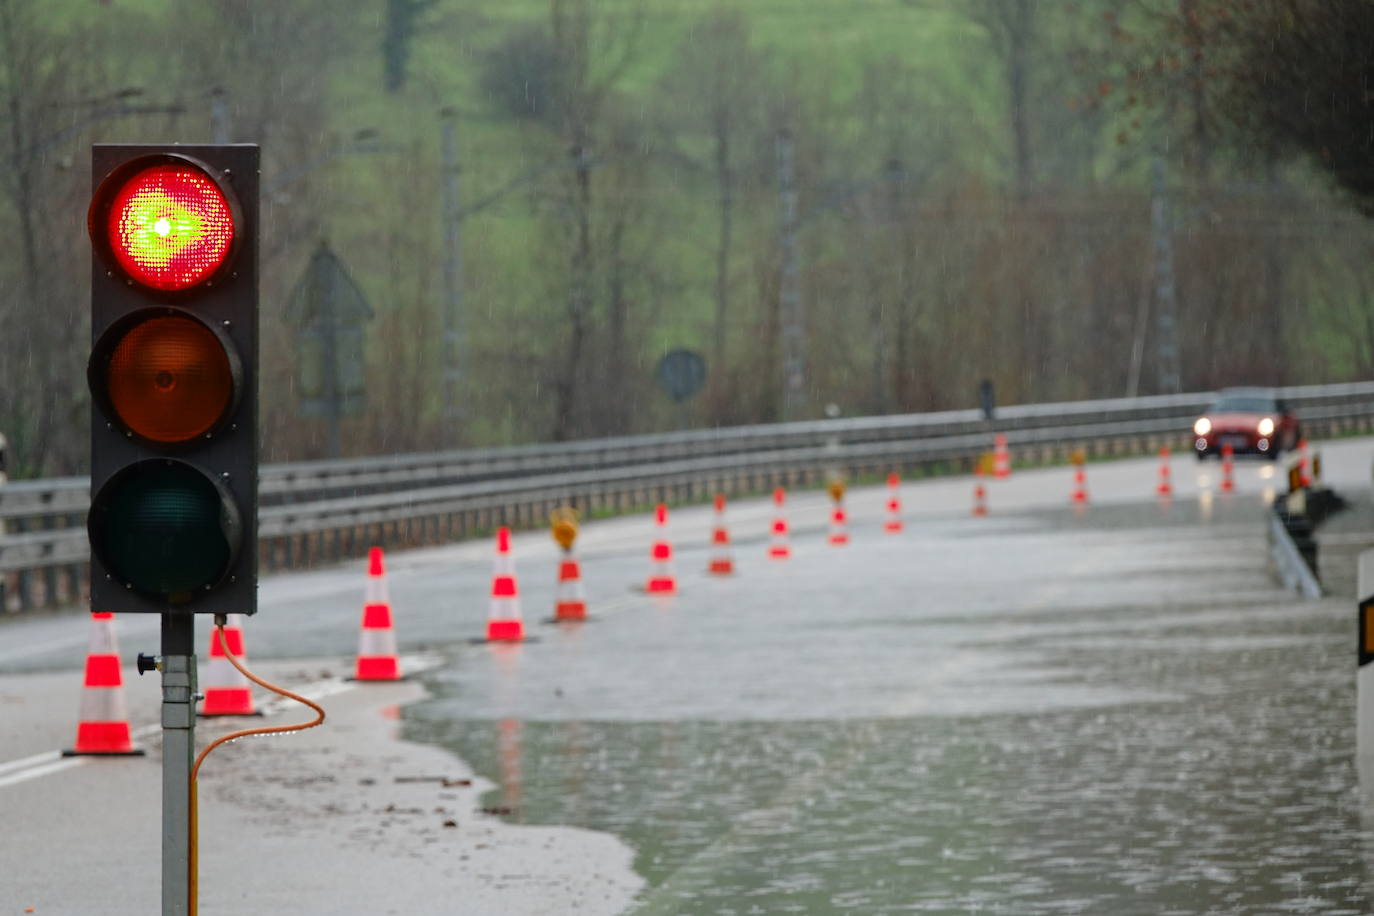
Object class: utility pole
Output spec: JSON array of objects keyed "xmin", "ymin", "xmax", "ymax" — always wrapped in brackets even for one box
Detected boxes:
[
  {"xmin": 209, "ymin": 87, "xmax": 229, "ymax": 143},
  {"xmin": 319, "ymin": 260, "xmax": 343, "ymax": 459},
  {"xmin": 439, "ymin": 107, "xmax": 464, "ymax": 445},
  {"xmin": 776, "ymin": 129, "xmax": 804, "ymax": 420},
  {"xmin": 1151, "ymin": 157, "xmax": 1181, "ymax": 394},
  {"xmin": 872, "ymin": 158, "xmax": 906, "ymax": 415}
]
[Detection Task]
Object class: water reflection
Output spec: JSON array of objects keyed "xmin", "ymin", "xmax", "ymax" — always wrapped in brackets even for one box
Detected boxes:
[{"xmin": 404, "ymin": 502, "xmax": 1372, "ymax": 913}]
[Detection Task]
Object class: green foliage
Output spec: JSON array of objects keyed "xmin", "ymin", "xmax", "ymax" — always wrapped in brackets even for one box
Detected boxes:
[{"xmin": 0, "ymin": 0, "xmax": 1371, "ymax": 476}]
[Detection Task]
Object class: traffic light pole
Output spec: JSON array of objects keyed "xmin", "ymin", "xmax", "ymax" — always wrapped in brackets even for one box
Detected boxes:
[{"xmin": 160, "ymin": 614, "xmax": 196, "ymax": 916}]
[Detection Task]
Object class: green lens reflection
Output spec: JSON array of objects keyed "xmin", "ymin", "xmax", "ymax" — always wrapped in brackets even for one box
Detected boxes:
[{"xmin": 91, "ymin": 461, "xmax": 237, "ymax": 599}]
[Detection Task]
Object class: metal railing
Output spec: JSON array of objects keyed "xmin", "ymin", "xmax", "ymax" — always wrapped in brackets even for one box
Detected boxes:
[
  {"xmin": 5, "ymin": 382, "xmax": 1374, "ymax": 613},
  {"xmin": 1268, "ymin": 510, "xmax": 1324, "ymax": 599}
]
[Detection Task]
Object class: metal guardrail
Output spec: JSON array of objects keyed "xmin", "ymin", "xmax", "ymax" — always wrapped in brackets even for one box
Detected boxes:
[
  {"xmin": 1268, "ymin": 510, "xmax": 1324, "ymax": 599},
  {"xmin": 5, "ymin": 382, "xmax": 1374, "ymax": 612}
]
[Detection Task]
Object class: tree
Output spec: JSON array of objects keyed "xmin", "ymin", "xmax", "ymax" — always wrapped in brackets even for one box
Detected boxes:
[
  {"xmin": 0, "ymin": 0, "xmax": 135, "ymax": 475},
  {"xmin": 542, "ymin": 0, "xmax": 644, "ymax": 440},
  {"xmin": 479, "ymin": 24, "xmax": 565, "ymax": 121},
  {"xmin": 1210, "ymin": 0, "xmax": 1374, "ymax": 215},
  {"xmin": 382, "ymin": 0, "xmax": 439, "ymax": 93},
  {"xmin": 657, "ymin": 9, "xmax": 769, "ymax": 393},
  {"xmin": 962, "ymin": 0, "xmax": 1039, "ymax": 199}
]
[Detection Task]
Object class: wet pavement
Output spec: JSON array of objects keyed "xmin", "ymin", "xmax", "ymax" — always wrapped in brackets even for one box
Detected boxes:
[
  {"xmin": 406, "ymin": 496, "xmax": 1373, "ymax": 914},
  {"xmin": 4, "ymin": 441, "xmax": 1374, "ymax": 913}
]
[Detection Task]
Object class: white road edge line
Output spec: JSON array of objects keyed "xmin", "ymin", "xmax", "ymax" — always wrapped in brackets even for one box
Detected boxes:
[
  {"xmin": 0, "ymin": 757, "xmax": 85, "ymax": 789},
  {"xmin": 0, "ymin": 653, "xmax": 445, "ymax": 789}
]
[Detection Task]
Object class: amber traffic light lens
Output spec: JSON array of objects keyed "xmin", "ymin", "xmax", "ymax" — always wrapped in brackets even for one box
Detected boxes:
[
  {"xmin": 101, "ymin": 315, "xmax": 235, "ymax": 443},
  {"xmin": 104, "ymin": 163, "xmax": 235, "ymax": 291}
]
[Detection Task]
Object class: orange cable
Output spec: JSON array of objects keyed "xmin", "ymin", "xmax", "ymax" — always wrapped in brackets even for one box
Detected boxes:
[{"xmin": 189, "ymin": 623, "xmax": 327, "ymax": 914}]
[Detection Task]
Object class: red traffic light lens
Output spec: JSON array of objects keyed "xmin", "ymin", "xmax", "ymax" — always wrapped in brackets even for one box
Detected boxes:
[
  {"xmin": 104, "ymin": 162, "xmax": 235, "ymax": 291},
  {"xmin": 95, "ymin": 313, "xmax": 238, "ymax": 444}
]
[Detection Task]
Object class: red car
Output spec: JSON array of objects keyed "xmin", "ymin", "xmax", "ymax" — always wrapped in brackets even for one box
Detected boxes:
[{"xmin": 1192, "ymin": 388, "xmax": 1300, "ymax": 460}]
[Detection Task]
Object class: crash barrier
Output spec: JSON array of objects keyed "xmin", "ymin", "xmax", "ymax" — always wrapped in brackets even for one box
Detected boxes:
[
  {"xmin": 1268, "ymin": 453, "xmax": 1346, "ymax": 600},
  {"xmin": 6, "ymin": 381, "xmax": 1374, "ymax": 613},
  {"xmin": 1269, "ymin": 510, "xmax": 1324, "ymax": 599}
]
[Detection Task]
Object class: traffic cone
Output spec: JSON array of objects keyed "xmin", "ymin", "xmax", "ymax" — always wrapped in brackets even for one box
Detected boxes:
[
  {"xmin": 554, "ymin": 548, "xmax": 587, "ymax": 621},
  {"xmin": 488, "ymin": 527, "xmax": 526, "ymax": 640},
  {"xmin": 200, "ymin": 614, "xmax": 257, "ymax": 716},
  {"xmin": 993, "ymin": 433, "xmax": 1011, "ymax": 479},
  {"xmin": 1220, "ymin": 444, "xmax": 1236, "ymax": 494},
  {"xmin": 646, "ymin": 504, "xmax": 678, "ymax": 594},
  {"xmin": 1298, "ymin": 438, "xmax": 1312, "ymax": 487},
  {"xmin": 1156, "ymin": 446, "xmax": 1173, "ymax": 499},
  {"xmin": 1070, "ymin": 463, "xmax": 1089, "ymax": 505},
  {"xmin": 64, "ymin": 612, "xmax": 142, "ymax": 756},
  {"xmin": 884, "ymin": 472, "xmax": 904, "ymax": 533},
  {"xmin": 708, "ymin": 494, "xmax": 735, "ymax": 575},
  {"xmin": 972, "ymin": 466, "xmax": 988, "ymax": 517},
  {"xmin": 768, "ymin": 487, "xmax": 791, "ymax": 559},
  {"xmin": 828, "ymin": 502, "xmax": 850, "ymax": 546},
  {"xmin": 356, "ymin": 546, "xmax": 403, "ymax": 680}
]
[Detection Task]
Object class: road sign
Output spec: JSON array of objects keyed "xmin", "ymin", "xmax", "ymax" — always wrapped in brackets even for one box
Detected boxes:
[
  {"xmin": 656, "ymin": 348, "xmax": 706, "ymax": 403},
  {"xmin": 86, "ymin": 145, "xmax": 259, "ymax": 615},
  {"xmin": 286, "ymin": 241, "xmax": 373, "ymax": 420}
]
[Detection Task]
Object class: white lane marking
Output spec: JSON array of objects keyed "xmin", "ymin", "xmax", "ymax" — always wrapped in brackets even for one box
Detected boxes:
[
  {"xmin": 0, "ymin": 749, "xmax": 62, "ymax": 778},
  {"xmin": 0, "ymin": 654, "xmax": 445, "ymax": 789},
  {"xmin": 0, "ymin": 757, "xmax": 85, "ymax": 788}
]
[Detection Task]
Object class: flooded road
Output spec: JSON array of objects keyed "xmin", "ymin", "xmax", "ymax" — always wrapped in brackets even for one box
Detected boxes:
[{"xmin": 408, "ymin": 498, "xmax": 1373, "ymax": 914}]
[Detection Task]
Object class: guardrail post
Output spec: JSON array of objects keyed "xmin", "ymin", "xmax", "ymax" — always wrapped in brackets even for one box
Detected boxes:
[{"xmin": 1358, "ymin": 550, "xmax": 1374, "ymax": 794}]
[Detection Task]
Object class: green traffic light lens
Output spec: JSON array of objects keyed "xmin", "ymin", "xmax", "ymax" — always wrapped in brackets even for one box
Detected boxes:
[{"xmin": 89, "ymin": 460, "xmax": 241, "ymax": 602}]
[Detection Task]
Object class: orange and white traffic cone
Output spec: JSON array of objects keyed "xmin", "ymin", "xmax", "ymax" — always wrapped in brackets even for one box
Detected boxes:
[
  {"xmin": 1070, "ymin": 462, "xmax": 1089, "ymax": 505},
  {"xmin": 1156, "ymin": 446, "xmax": 1173, "ymax": 499},
  {"xmin": 972, "ymin": 466, "xmax": 989, "ymax": 517},
  {"xmin": 1298, "ymin": 438, "xmax": 1312, "ymax": 487},
  {"xmin": 646, "ymin": 504, "xmax": 678, "ymax": 594},
  {"xmin": 1220, "ymin": 444, "xmax": 1236, "ymax": 494},
  {"xmin": 884, "ymin": 472, "xmax": 904, "ymax": 533},
  {"xmin": 64, "ymin": 612, "xmax": 142, "ymax": 756},
  {"xmin": 828, "ymin": 502, "xmax": 850, "ymax": 546},
  {"xmin": 200, "ymin": 614, "xmax": 258, "ymax": 716},
  {"xmin": 554, "ymin": 548, "xmax": 587, "ymax": 621},
  {"xmin": 488, "ymin": 527, "xmax": 526, "ymax": 640},
  {"xmin": 993, "ymin": 433, "xmax": 1011, "ymax": 479},
  {"xmin": 356, "ymin": 546, "xmax": 403, "ymax": 680},
  {"xmin": 768, "ymin": 487, "xmax": 791, "ymax": 559},
  {"xmin": 708, "ymin": 494, "xmax": 735, "ymax": 575}
]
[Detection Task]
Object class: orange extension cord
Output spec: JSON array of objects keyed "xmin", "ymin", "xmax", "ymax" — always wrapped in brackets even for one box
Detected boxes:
[{"xmin": 188, "ymin": 620, "xmax": 326, "ymax": 915}]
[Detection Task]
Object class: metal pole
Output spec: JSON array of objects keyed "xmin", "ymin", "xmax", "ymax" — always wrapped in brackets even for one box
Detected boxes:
[
  {"xmin": 776, "ymin": 129, "xmax": 804, "ymax": 420},
  {"xmin": 209, "ymin": 88, "xmax": 229, "ymax": 144},
  {"xmin": 871, "ymin": 159, "xmax": 905, "ymax": 415},
  {"xmin": 1150, "ymin": 157, "xmax": 1181, "ymax": 394},
  {"xmin": 322, "ymin": 256, "xmax": 342, "ymax": 459},
  {"xmin": 160, "ymin": 614, "xmax": 196, "ymax": 916},
  {"xmin": 439, "ymin": 107, "xmax": 464, "ymax": 445}
]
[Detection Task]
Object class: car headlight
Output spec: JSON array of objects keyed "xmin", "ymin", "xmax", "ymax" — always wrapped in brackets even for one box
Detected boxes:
[
  {"xmin": 1257, "ymin": 417, "xmax": 1275, "ymax": 437},
  {"xmin": 1193, "ymin": 417, "xmax": 1212, "ymax": 436}
]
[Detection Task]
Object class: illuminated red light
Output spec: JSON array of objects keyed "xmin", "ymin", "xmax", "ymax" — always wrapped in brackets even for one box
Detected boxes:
[{"xmin": 104, "ymin": 163, "xmax": 235, "ymax": 291}]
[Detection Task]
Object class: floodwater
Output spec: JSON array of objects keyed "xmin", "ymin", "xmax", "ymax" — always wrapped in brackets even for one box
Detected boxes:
[{"xmin": 406, "ymin": 496, "xmax": 1374, "ymax": 914}]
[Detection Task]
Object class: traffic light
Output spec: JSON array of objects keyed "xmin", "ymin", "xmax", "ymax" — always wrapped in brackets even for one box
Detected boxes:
[{"xmin": 87, "ymin": 145, "xmax": 259, "ymax": 615}]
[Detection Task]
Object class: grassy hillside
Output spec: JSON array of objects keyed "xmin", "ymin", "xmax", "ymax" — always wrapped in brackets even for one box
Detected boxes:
[{"xmin": 6, "ymin": 0, "xmax": 1366, "ymax": 473}]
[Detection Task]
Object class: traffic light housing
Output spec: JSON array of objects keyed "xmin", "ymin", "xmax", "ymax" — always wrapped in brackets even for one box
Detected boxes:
[{"xmin": 87, "ymin": 145, "xmax": 259, "ymax": 615}]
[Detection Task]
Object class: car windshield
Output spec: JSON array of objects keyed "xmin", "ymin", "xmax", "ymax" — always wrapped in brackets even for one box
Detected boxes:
[{"xmin": 1210, "ymin": 396, "xmax": 1276, "ymax": 414}]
